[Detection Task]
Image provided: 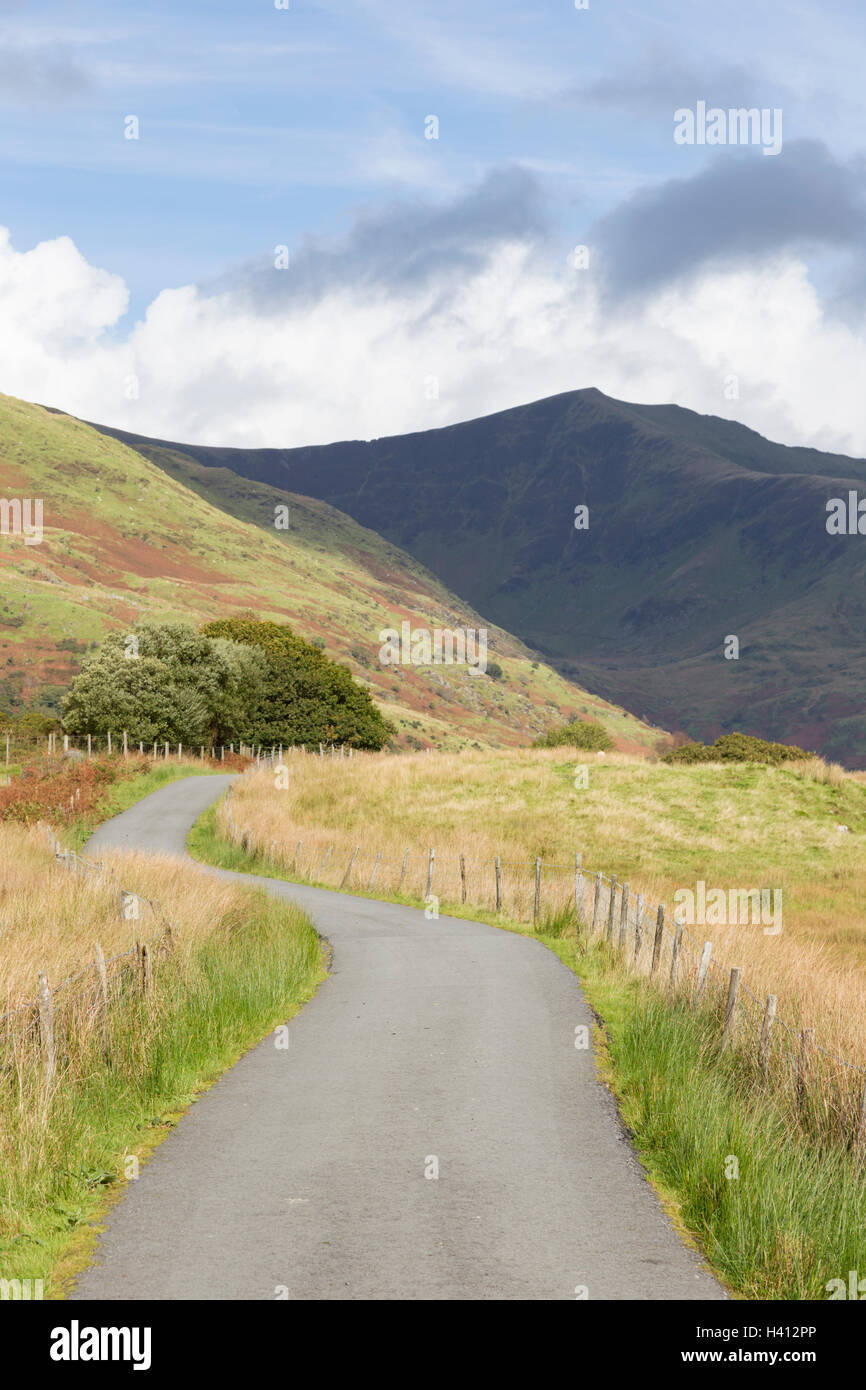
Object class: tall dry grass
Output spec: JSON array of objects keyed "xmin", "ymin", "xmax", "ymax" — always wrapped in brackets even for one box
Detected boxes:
[
  {"xmin": 0, "ymin": 821, "xmax": 260, "ymax": 1010},
  {"xmin": 219, "ymin": 749, "xmax": 866, "ymax": 1086},
  {"xmin": 0, "ymin": 818, "xmax": 321, "ymax": 1289}
]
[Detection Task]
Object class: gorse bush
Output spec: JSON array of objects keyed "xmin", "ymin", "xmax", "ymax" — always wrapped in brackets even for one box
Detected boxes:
[
  {"xmin": 664, "ymin": 732, "xmax": 807, "ymax": 765},
  {"xmin": 532, "ymin": 719, "xmax": 613, "ymax": 752}
]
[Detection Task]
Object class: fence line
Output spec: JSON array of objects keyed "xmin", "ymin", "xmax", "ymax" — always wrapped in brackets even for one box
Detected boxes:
[
  {"xmin": 1, "ymin": 734, "xmax": 360, "ymax": 768},
  {"xmin": 0, "ymin": 828, "xmax": 175, "ymax": 1049},
  {"xmin": 223, "ymin": 763, "xmax": 866, "ymax": 1154}
]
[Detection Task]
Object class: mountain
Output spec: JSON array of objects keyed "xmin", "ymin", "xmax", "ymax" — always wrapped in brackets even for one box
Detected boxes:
[
  {"xmin": 0, "ymin": 393, "xmax": 658, "ymax": 753},
  {"xmin": 93, "ymin": 388, "xmax": 866, "ymax": 765}
]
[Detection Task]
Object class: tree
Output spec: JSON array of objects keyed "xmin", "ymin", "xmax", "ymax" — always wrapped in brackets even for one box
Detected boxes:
[
  {"xmin": 201, "ymin": 616, "xmax": 393, "ymax": 749},
  {"xmin": 61, "ymin": 624, "xmax": 268, "ymax": 746}
]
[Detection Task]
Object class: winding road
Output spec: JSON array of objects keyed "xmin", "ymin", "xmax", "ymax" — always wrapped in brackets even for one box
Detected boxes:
[{"xmin": 71, "ymin": 775, "xmax": 723, "ymax": 1301}]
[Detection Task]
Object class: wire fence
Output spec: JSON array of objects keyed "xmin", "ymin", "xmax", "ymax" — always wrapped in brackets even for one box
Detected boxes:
[
  {"xmin": 224, "ymin": 757, "xmax": 866, "ymax": 1157},
  {"xmin": 1, "ymin": 733, "xmax": 360, "ymax": 769},
  {"xmin": 0, "ymin": 731, "xmax": 268, "ymax": 767},
  {"xmin": 0, "ymin": 827, "xmax": 176, "ymax": 1087}
]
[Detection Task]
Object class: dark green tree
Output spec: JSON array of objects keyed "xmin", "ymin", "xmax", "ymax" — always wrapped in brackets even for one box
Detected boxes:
[{"xmin": 201, "ymin": 616, "xmax": 393, "ymax": 750}]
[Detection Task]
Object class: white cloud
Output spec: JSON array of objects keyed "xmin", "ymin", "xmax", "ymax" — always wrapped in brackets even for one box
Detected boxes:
[{"xmin": 0, "ymin": 224, "xmax": 865, "ymax": 458}]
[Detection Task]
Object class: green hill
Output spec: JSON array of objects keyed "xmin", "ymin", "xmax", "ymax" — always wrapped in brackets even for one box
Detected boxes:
[{"xmin": 0, "ymin": 394, "xmax": 658, "ymax": 753}]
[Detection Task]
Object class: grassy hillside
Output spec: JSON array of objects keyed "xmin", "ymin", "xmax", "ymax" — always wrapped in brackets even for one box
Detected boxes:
[
  {"xmin": 100, "ymin": 388, "xmax": 866, "ymax": 765},
  {"xmin": 0, "ymin": 394, "xmax": 659, "ymax": 753}
]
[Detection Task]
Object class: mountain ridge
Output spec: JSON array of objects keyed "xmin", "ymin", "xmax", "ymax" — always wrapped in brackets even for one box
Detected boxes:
[{"xmin": 89, "ymin": 388, "xmax": 866, "ymax": 765}]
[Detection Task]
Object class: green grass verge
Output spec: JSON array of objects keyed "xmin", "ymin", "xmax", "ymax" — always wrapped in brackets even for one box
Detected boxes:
[
  {"xmin": 549, "ymin": 935, "xmax": 866, "ymax": 1300},
  {"xmin": 64, "ymin": 762, "xmax": 221, "ymax": 852},
  {"xmin": 190, "ymin": 800, "xmax": 866, "ymax": 1301},
  {"xmin": 0, "ymin": 886, "xmax": 323, "ymax": 1298}
]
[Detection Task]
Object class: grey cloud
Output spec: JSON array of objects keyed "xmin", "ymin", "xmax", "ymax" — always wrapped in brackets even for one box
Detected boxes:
[
  {"xmin": 0, "ymin": 47, "xmax": 92, "ymax": 102},
  {"xmin": 216, "ymin": 165, "xmax": 548, "ymax": 311},
  {"xmin": 563, "ymin": 43, "xmax": 787, "ymax": 117},
  {"xmin": 591, "ymin": 140, "xmax": 866, "ymax": 300}
]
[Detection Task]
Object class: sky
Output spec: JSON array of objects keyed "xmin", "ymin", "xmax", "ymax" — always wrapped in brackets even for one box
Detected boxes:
[{"xmin": 0, "ymin": 0, "xmax": 865, "ymax": 452}]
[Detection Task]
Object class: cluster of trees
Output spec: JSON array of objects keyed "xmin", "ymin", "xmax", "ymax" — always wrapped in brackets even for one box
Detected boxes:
[
  {"xmin": 0, "ymin": 708, "xmax": 62, "ymax": 738},
  {"xmin": 61, "ymin": 618, "xmax": 393, "ymax": 751}
]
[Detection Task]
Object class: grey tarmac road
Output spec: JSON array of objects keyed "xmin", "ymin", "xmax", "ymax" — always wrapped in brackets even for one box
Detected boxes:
[{"xmin": 71, "ymin": 774, "xmax": 724, "ymax": 1302}]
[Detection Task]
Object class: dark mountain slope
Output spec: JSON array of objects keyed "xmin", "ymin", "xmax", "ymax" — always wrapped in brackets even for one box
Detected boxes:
[{"xmin": 92, "ymin": 388, "xmax": 866, "ymax": 764}]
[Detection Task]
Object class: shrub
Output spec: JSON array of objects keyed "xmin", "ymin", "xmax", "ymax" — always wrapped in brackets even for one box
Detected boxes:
[
  {"xmin": 664, "ymin": 732, "xmax": 807, "ymax": 765},
  {"xmin": 532, "ymin": 719, "xmax": 613, "ymax": 752},
  {"xmin": 0, "ymin": 754, "xmax": 119, "ymax": 825}
]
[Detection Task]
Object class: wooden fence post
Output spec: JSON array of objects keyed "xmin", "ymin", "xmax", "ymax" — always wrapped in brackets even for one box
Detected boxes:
[
  {"xmin": 122, "ymin": 730, "xmax": 128, "ymax": 757},
  {"xmin": 633, "ymin": 893, "xmax": 645, "ymax": 963},
  {"xmin": 139, "ymin": 943, "xmax": 151, "ymax": 995},
  {"xmin": 460, "ymin": 854, "xmax": 467, "ymax": 904},
  {"xmin": 318, "ymin": 845, "xmax": 333, "ymax": 875},
  {"xmin": 797, "ymin": 1029, "xmax": 813, "ymax": 1112},
  {"xmin": 533, "ymin": 858, "xmax": 541, "ymax": 925},
  {"xmin": 618, "ymin": 882, "xmax": 629, "ymax": 950},
  {"xmin": 340, "ymin": 847, "xmax": 359, "ymax": 889},
  {"xmin": 651, "ymin": 905, "xmax": 665, "ymax": 973},
  {"xmin": 758, "ymin": 994, "xmax": 777, "ymax": 1066},
  {"xmin": 494, "ymin": 856, "xmax": 502, "ymax": 912},
  {"xmin": 397, "ymin": 848, "xmax": 409, "ymax": 894},
  {"xmin": 367, "ymin": 852, "xmax": 382, "ymax": 891},
  {"xmin": 425, "ymin": 848, "xmax": 435, "ymax": 899},
  {"xmin": 669, "ymin": 921, "xmax": 683, "ymax": 989},
  {"xmin": 856, "ymin": 1078, "xmax": 866, "ymax": 1159},
  {"xmin": 94, "ymin": 942, "xmax": 108, "ymax": 1013},
  {"xmin": 606, "ymin": 877, "xmax": 617, "ymax": 941},
  {"xmin": 721, "ymin": 967, "xmax": 741, "ymax": 1048},
  {"xmin": 107, "ymin": 731, "xmax": 112, "ymax": 754},
  {"xmin": 591, "ymin": 872, "xmax": 602, "ymax": 934},
  {"xmin": 37, "ymin": 971, "xmax": 56, "ymax": 1085},
  {"xmin": 87, "ymin": 733, "xmax": 92, "ymax": 758},
  {"xmin": 694, "ymin": 941, "xmax": 712, "ymax": 1006},
  {"xmin": 574, "ymin": 853, "xmax": 583, "ymax": 917}
]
